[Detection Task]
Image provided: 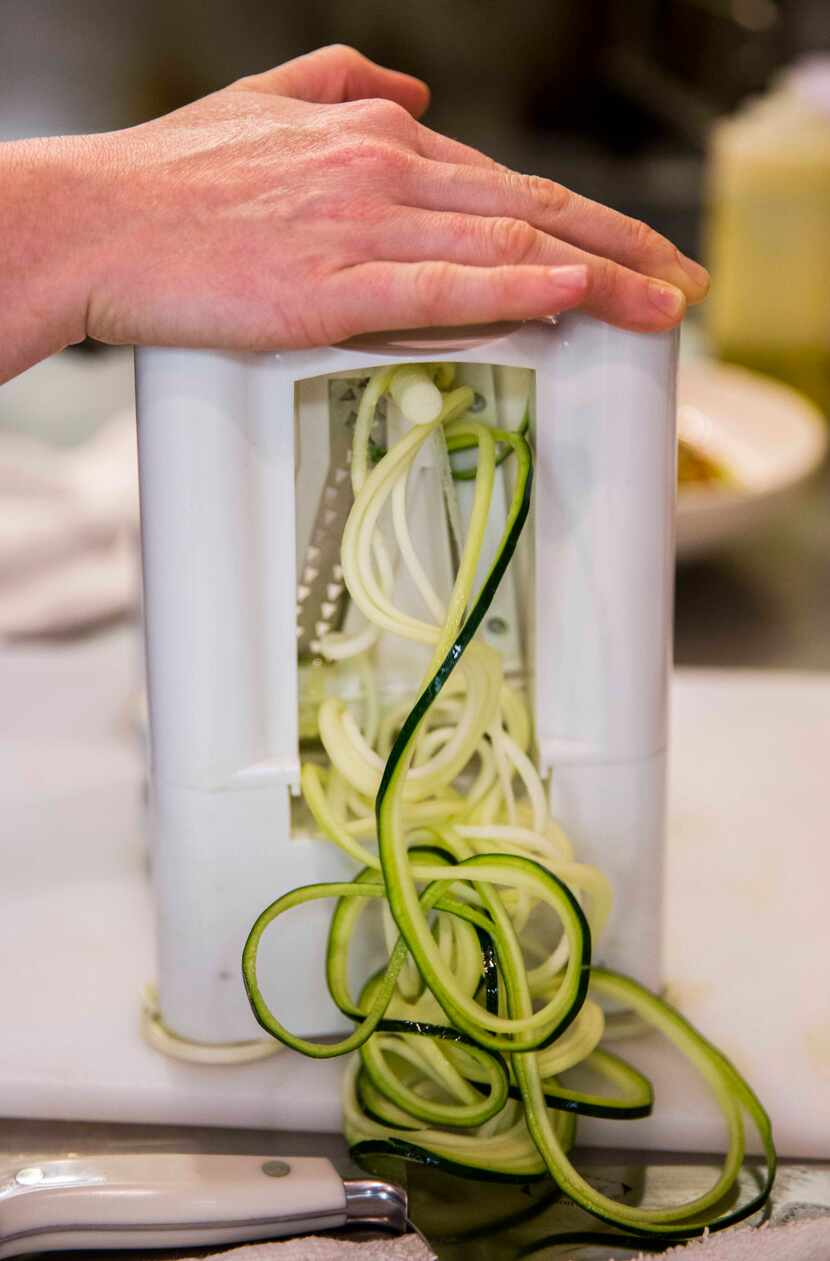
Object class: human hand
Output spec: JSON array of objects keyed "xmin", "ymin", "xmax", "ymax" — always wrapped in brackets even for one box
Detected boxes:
[{"xmin": 2, "ymin": 45, "xmax": 708, "ymax": 378}]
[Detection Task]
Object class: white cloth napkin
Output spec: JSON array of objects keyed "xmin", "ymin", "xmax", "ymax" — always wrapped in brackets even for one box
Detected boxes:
[{"xmin": 0, "ymin": 411, "xmax": 140, "ymax": 638}]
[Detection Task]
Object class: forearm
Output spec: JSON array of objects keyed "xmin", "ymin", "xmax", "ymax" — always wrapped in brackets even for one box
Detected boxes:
[{"xmin": 0, "ymin": 136, "xmax": 95, "ymax": 384}]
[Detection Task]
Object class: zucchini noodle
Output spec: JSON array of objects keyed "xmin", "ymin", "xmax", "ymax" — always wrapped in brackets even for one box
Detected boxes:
[{"xmin": 243, "ymin": 364, "xmax": 775, "ymax": 1239}]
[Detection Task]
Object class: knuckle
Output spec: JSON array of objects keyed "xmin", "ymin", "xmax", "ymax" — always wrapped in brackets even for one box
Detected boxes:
[
  {"xmin": 363, "ymin": 141, "xmax": 413, "ymax": 183},
  {"xmin": 319, "ymin": 43, "xmax": 363, "ymax": 68},
  {"xmin": 524, "ymin": 172, "xmax": 553, "ymax": 201},
  {"xmin": 489, "ymin": 216, "xmax": 539, "ymax": 263},
  {"xmin": 328, "ymin": 136, "xmax": 386, "ymax": 168},
  {"xmin": 353, "ymin": 136, "xmax": 389, "ymax": 166},
  {"xmin": 589, "ymin": 257, "xmax": 619, "ymax": 307},
  {"xmin": 376, "ymin": 142, "xmax": 414, "ymax": 176},
  {"xmin": 321, "ymin": 136, "xmax": 413, "ymax": 188},
  {"xmin": 324, "ymin": 138, "xmax": 370, "ymax": 169},
  {"xmin": 541, "ymin": 179, "xmax": 571, "ymax": 214},
  {"xmin": 504, "ymin": 170, "xmax": 570, "ymax": 214},
  {"xmin": 627, "ymin": 215, "xmax": 662, "ymax": 257},
  {"xmin": 362, "ymin": 96, "xmax": 413, "ymax": 131}
]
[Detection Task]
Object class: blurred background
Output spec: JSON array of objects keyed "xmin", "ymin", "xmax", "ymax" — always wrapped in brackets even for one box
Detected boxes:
[{"xmin": 1, "ymin": 0, "xmax": 829, "ymax": 667}]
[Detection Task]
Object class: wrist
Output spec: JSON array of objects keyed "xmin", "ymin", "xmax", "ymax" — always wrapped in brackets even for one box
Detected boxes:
[{"xmin": 0, "ymin": 134, "xmax": 104, "ymax": 383}]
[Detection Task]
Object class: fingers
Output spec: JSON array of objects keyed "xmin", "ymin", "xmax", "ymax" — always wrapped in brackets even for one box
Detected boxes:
[
  {"xmin": 401, "ymin": 160, "xmax": 709, "ymax": 303},
  {"xmin": 325, "ymin": 261, "xmax": 590, "ymax": 340},
  {"xmin": 413, "ymin": 123, "xmax": 505, "ymax": 171},
  {"xmin": 363, "ymin": 209, "xmax": 686, "ymax": 332},
  {"xmin": 234, "ymin": 45, "xmax": 430, "ymax": 117}
]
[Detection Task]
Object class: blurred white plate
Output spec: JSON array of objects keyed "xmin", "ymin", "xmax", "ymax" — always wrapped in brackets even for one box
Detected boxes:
[{"xmin": 676, "ymin": 361, "xmax": 827, "ymax": 561}]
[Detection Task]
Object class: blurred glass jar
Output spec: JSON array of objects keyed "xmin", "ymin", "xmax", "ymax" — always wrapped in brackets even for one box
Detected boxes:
[{"xmin": 705, "ymin": 57, "xmax": 830, "ymax": 416}]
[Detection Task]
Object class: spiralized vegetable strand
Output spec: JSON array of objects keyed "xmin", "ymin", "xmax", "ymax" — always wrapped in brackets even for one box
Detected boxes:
[{"xmin": 242, "ymin": 365, "xmax": 775, "ymax": 1236}]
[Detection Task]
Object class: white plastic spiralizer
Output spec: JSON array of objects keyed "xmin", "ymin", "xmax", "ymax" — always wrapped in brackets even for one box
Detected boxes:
[{"xmin": 135, "ymin": 316, "xmax": 677, "ymax": 1050}]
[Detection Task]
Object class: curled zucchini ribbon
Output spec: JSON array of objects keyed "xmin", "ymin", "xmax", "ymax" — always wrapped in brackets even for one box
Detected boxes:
[{"xmin": 243, "ymin": 366, "xmax": 775, "ymax": 1237}]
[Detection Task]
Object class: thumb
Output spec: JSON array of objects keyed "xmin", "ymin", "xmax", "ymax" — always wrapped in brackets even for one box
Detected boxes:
[{"xmin": 234, "ymin": 44, "xmax": 430, "ymax": 117}]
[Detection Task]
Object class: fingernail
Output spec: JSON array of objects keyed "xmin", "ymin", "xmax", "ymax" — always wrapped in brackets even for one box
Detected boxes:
[
  {"xmin": 648, "ymin": 280, "xmax": 686, "ymax": 319},
  {"xmin": 548, "ymin": 264, "xmax": 589, "ymax": 292},
  {"xmin": 677, "ymin": 254, "xmax": 710, "ymax": 294}
]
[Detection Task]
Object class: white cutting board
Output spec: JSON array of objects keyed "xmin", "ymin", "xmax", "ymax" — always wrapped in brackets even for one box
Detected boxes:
[{"xmin": 1, "ymin": 627, "xmax": 828, "ymax": 1158}]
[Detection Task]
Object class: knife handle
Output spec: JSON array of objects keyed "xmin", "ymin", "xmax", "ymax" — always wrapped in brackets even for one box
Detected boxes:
[{"xmin": 0, "ymin": 1153, "xmax": 383, "ymax": 1258}]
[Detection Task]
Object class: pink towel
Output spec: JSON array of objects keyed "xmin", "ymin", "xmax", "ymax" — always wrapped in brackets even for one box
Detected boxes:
[
  {"xmin": 169, "ymin": 1215, "xmax": 830, "ymax": 1260},
  {"xmin": 193, "ymin": 1236, "xmax": 433, "ymax": 1260},
  {"xmin": 630, "ymin": 1216, "xmax": 830, "ymax": 1260}
]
